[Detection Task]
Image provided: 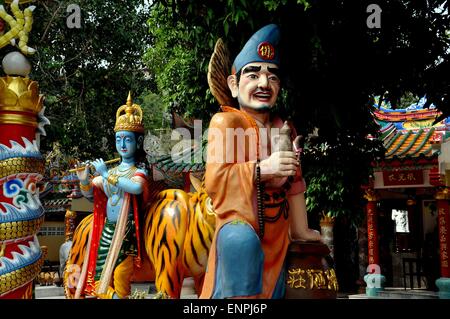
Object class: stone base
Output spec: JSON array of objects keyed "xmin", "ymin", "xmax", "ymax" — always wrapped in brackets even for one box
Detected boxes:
[
  {"xmin": 436, "ymin": 277, "xmax": 450, "ymax": 299},
  {"xmin": 364, "ymin": 273, "xmax": 386, "ymax": 297},
  {"xmin": 35, "ymin": 285, "xmax": 65, "ymax": 299}
]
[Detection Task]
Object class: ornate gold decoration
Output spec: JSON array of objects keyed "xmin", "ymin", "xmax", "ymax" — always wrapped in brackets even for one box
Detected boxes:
[
  {"xmin": 435, "ymin": 187, "xmax": 450, "ymax": 200},
  {"xmin": 363, "ymin": 188, "xmax": 379, "ymax": 202},
  {"xmin": 287, "ymin": 268, "xmax": 339, "ymax": 291},
  {"xmin": 0, "ymin": 255, "xmax": 44, "ymax": 295},
  {"xmin": 0, "ymin": 1, "xmax": 36, "ymax": 55},
  {"xmin": 79, "ymin": 182, "xmax": 92, "ymax": 192},
  {"xmin": 0, "ymin": 113, "xmax": 37, "ymax": 127},
  {"xmin": 0, "ymin": 216, "xmax": 44, "ymax": 241},
  {"xmin": 0, "ymin": 157, "xmax": 44, "ymax": 178},
  {"xmin": 114, "ymin": 92, "xmax": 144, "ymax": 133},
  {"xmin": 107, "ymin": 173, "xmax": 119, "ymax": 186},
  {"xmin": 64, "ymin": 209, "xmax": 77, "ymax": 240},
  {"xmin": 0, "ymin": 76, "xmax": 44, "ymax": 115},
  {"xmin": 65, "ymin": 209, "xmax": 77, "ymax": 219}
]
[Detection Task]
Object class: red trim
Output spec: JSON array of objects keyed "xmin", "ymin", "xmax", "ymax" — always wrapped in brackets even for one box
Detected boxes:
[
  {"xmin": 372, "ymin": 157, "xmax": 438, "ymax": 168},
  {"xmin": 84, "ymin": 186, "xmax": 107, "ymax": 295},
  {"xmin": 372, "ymin": 109, "xmax": 442, "ymax": 122},
  {"xmin": 132, "ymin": 194, "xmax": 142, "ymax": 268},
  {"xmin": 134, "ymin": 172, "xmax": 146, "ymax": 179},
  {"xmin": 0, "ymin": 282, "xmax": 33, "ymax": 299},
  {"xmin": 0, "ymin": 124, "xmax": 35, "ymax": 145}
]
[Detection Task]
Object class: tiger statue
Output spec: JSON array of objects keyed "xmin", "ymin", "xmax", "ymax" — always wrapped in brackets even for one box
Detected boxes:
[
  {"xmin": 63, "ymin": 174, "xmax": 216, "ymax": 299},
  {"xmin": 144, "ymin": 174, "xmax": 215, "ymax": 298},
  {"xmin": 63, "ymin": 213, "xmax": 92, "ymax": 298}
]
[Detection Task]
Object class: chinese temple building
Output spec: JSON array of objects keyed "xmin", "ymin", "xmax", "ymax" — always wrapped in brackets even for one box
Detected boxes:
[{"xmin": 362, "ymin": 98, "xmax": 450, "ymax": 298}]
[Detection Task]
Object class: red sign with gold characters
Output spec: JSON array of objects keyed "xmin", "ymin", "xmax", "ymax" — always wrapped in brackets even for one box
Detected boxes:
[
  {"xmin": 257, "ymin": 42, "xmax": 275, "ymax": 60},
  {"xmin": 382, "ymin": 170, "xmax": 424, "ymax": 186},
  {"xmin": 367, "ymin": 204, "xmax": 379, "ymax": 265},
  {"xmin": 437, "ymin": 202, "xmax": 450, "ymax": 277}
]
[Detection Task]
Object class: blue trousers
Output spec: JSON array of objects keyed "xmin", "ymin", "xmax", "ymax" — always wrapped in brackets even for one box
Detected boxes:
[{"xmin": 211, "ymin": 221, "xmax": 285, "ymax": 299}]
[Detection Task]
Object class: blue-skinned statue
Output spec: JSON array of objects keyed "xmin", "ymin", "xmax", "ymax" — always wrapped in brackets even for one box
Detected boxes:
[{"xmin": 75, "ymin": 93, "xmax": 149, "ymax": 299}]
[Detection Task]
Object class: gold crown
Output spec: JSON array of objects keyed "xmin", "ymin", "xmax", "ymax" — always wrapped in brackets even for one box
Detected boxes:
[
  {"xmin": 0, "ymin": 76, "xmax": 44, "ymax": 127},
  {"xmin": 114, "ymin": 92, "xmax": 144, "ymax": 133}
]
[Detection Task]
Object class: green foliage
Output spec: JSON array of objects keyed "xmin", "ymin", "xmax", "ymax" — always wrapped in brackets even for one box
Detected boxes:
[
  {"xmin": 0, "ymin": 0, "xmax": 156, "ymax": 161},
  {"xmin": 137, "ymin": 89, "xmax": 170, "ymax": 133},
  {"xmin": 303, "ymin": 133, "xmax": 385, "ymax": 226},
  {"xmin": 143, "ymin": 0, "xmax": 312, "ymax": 123}
]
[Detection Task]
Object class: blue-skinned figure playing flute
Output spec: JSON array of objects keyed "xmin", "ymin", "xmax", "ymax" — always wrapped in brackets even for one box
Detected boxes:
[{"xmin": 76, "ymin": 93, "xmax": 150, "ymax": 299}]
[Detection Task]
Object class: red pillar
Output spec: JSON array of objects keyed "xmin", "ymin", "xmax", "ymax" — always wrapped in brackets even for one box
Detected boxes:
[
  {"xmin": 0, "ymin": 75, "xmax": 45, "ymax": 299},
  {"xmin": 435, "ymin": 188, "xmax": 450, "ymax": 278},
  {"xmin": 365, "ymin": 189, "xmax": 380, "ymax": 266}
]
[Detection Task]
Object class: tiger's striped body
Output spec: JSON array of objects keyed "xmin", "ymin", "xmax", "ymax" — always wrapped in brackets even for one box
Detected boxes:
[
  {"xmin": 144, "ymin": 181, "xmax": 215, "ymax": 298},
  {"xmin": 63, "ymin": 214, "xmax": 93, "ymax": 298},
  {"xmin": 64, "ymin": 178, "xmax": 216, "ymax": 299}
]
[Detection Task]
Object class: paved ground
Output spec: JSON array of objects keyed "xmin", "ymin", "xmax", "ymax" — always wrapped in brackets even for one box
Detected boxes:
[
  {"xmin": 35, "ymin": 277, "xmax": 199, "ymax": 299},
  {"xmin": 35, "ymin": 283, "xmax": 438, "ymax": 299}
]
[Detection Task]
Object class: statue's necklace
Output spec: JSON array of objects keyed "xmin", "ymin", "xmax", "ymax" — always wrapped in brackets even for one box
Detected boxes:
[{"xmin": 107, "ymin": 165, "xmax": 137, "ymax": 206}]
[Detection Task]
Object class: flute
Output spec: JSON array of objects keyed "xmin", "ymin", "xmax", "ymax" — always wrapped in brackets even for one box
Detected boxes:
[{"xmin": 68, "ymin": 158, "xmax": 121, "ymax": 173}]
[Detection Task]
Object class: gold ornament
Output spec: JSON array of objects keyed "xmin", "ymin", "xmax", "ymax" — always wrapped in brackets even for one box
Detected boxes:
[
  {"xmin": 435, "ymin": 187, "xmax": 450, "ymax": 200},
  {"xmin": 0, "ymin": 255, "xmax": 44, "ymax": 295},
  {"xmin": 0, "ymin": 216, "xmax": 44, "ymax": 241},
  {"xmin": 79, "ymin": 182, "xmax": 92, "ymax": 192},
  {"xmin": 114, "ymin": 92, "xmax": 144, "ymax": 133},
  {"xmin": 0, "ymin": 157, "xmax": 45, "ymax": 178},
  {"xmin": 364, "ymin": 188, "xmax": 379, "ymax": 202},
  {"xmin": 107, "ymin": 173, "xmax": 119, "ymax": 186},
  {"xmin": 0, "ymin": 76, "xmax": 44, "ymax": 125}
]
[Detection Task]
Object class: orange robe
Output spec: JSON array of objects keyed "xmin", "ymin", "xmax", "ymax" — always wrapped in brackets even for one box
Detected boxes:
[{"xmin": 200, "ymin": 107, "xmax": 305, "ymax": 298}]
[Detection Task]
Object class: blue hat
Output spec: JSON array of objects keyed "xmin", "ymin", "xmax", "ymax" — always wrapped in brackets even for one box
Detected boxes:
[{"xmin": 232, "ymin": 24, "xmax": 281, "ymax": 74}]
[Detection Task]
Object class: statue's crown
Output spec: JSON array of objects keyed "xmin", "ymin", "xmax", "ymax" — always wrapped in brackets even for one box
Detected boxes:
[
  {"xmin": 114, "ymin": 92, "xmax": 144, "ymax": 133},
  {"xmin": 0, "ymin": 76, "xmax": 44, "ymax": 115}
]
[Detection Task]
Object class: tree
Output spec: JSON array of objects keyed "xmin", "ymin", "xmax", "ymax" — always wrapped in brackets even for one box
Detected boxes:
[{"xmin": 0, "ymin": 0, "xmax": 157, "ymax": 162}]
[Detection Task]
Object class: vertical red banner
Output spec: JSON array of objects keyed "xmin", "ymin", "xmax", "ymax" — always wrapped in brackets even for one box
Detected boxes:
[
  {"xmin": 436, "ymin": 198, "xmax": 450, "ymax": 277},
  {"xmin": 367, "ymin": 201, "xmax": 380, "ymax": 266}
]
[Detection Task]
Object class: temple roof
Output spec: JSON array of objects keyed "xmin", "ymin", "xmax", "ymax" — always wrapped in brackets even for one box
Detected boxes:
[
  {"xmin": 148, "ymin": 138, "xmax": 206, "ymax": 174},
  {"xmin": 373, "ymin": 97, "xmax": 450, "ymax": 160},
  {"xmin": 42, "ymin": 198, "xmax": 71, "ymax": 213}
]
